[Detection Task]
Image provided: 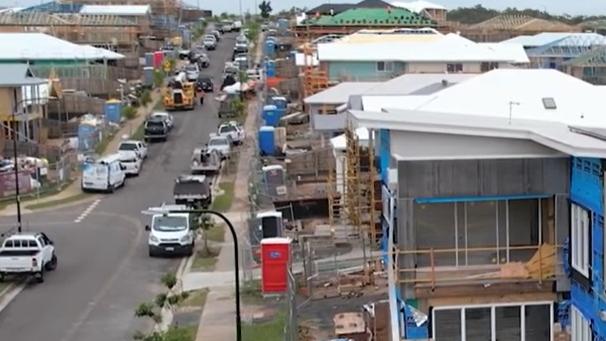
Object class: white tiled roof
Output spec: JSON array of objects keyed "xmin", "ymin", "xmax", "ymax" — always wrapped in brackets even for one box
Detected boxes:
[
  {"xmin": 0, "ymin": 33, "xmax": 124, "ymax": 60},
  {"xmin": 318, "ymin": 33, "xmax": 528, "ymax": 63},
  {"xmin": 80, "ymin": 5, "xmax": 150, "ymax": 16}
]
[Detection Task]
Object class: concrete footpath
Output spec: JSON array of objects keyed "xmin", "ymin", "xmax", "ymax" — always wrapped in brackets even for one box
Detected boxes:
[
  {"xmin": 0, "ymin": 90, "xmax": 161, "ymax": 216},
  {"xmin": 193, "ymin": 97, "xmax": 257, "ymax": 341}
]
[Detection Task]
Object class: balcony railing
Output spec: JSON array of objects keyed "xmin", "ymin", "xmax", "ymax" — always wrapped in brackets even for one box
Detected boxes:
[{"xmin": 396, "ymin": 244, "xmax": 561, "ymax": 288}]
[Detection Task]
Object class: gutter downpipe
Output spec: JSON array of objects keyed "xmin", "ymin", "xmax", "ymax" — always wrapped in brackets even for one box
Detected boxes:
[{"xmin": 387, "ymin": 194, "xmax": 401, "ymax": 341}]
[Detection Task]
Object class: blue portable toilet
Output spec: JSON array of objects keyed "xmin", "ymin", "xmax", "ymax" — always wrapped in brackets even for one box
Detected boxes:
[
  {"xmin": 265, "ymin": 40, "xmax": 276, "ymax": 57},
  {"xmin": 258, "ymin": 126, "xmax": 276, "ymax": 156},
  {"xmin": 265, "ymin": 60, "xmax": 276, "ymax": 77},
  {"xmin": 263, "ymin": 105, "xmax": 280, "ymax": 126},
  {"xmin": 271, "ymin": 96, "xmax": 287, "ymax": 110},
  {"xmin": 144, "ymin": 52, "xmax": 154, "ymax": 67},
  {"xmin": 104, "ymin": 100, "xmax": 122, "ymax": 124}
]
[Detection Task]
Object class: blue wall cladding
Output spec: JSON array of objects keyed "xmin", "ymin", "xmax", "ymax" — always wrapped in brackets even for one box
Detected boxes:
[
  {"xmin": 571, "ymin": 157, "xmax": 603, "ymax": 213},
  {"xmin": 379, "ymin": 129, "xmax": 390, "ymax": 183}
]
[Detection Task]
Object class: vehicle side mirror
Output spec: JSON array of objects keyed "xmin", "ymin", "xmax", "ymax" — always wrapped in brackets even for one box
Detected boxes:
[
  {"xmin": 145, "ymin": 225, "xmax": 150, "ymax": 231},
  {"xmin": 120, "ymin": 164, "xmax": 127, "ymax": 171}
]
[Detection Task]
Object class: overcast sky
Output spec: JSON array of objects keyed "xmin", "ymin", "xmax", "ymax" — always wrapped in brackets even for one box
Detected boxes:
[{"xmin": 12, "ymin": 0, "xmax": 606, "ymax": 16}]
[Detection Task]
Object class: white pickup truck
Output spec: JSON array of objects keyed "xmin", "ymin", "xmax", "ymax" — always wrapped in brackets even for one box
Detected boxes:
[
  {"xmin": 0, "ymin": 232, "xmax": 57, "ymax": 283},
  {"xmin": 217, "ymin": 121, "xmax": 245, "ymax": 145}
]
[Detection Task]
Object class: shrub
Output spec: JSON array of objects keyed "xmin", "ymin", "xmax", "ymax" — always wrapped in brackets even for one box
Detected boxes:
[
  {"xmin": 153, "ymin": 70, "xmax": 165, "ymax": 88},
  {"xmin": 161, "ymin": 272, "xmax": 177, "ymax": 290},
  {"xmin": 155, "ymin": 293, "xmax": 167, "ymax": 308},
  {"xmin": 180, "ymin": 291, "xmax": 190, "ymax": 300},
  {"xmin": 121, "ymin": 105, "xmax": 138, "ymax": 120},
  {"xmin": 135, "ymin": 302, "xmax": 155, "ymax": 318},
  {"xmin": 167, "ymin": 295, "xmax": 181, "ymax": 306}
]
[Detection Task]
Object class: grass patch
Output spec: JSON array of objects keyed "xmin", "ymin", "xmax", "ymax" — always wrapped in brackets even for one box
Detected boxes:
[
  {"xmin": 241, "ymin": 279, "xmax": 264, "ymax": 305},
  {"xmin": 0, "ymin": 180, "xmax": 76, "ymax": 211},
  {"xmin": 25, "ymin": 192, "xmax": 92, "ymax": 210},
  {"xmin": 130, "ymin": 121, "xmax": 146, "ymax": 140},
  {"xmin": 191, "ymin": 246, "xmax": 220, "ymax": 271},
  {"xmin": 95, "ymin": 131, "xmax": 116, "ymax": 155},
  {"xmin": 154, "ymin": 100, "xmax": 165, "ymax": 110},
  {"xmin": 242, "ymin": 312, "xmax": 286, "ymax": 341},
  {"xmin": 205, "ymin": 223, "xmax": 225, "ymax": 242},
  {"xmin": 210, "ymin": 182, "xmax": 235, "ymax": 212},
  {"xmin": 179, "ymin": 288, "xmax": 209, "ymax": 308}
]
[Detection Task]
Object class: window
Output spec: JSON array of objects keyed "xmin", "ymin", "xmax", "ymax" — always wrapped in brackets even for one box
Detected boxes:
[
  {"xmin": 571, "ymin": 203, "xmax": 590, "ymax": 278},
  {"xmin": 481, "ymin": 62, "xmax": 499, "ymax": 72},
  {"xmin": 377, "ymin": 61, "xmax": 393, "ymax": 72},
  {"xmin": 447, "ymin": 63, "xmax": 463, "ymax": 73},
  {"xmin": 432, "ymin": 303, "xmax": 552, "ymax": 341},
  {"xmin": 571, "ymin": 306, "xmax": 592, "ymax": 341}
]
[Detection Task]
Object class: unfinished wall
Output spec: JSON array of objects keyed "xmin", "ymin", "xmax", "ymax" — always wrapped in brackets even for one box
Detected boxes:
[{"xmin": 397, "ymin": 157, "xmax": 570, "ymax": 199}]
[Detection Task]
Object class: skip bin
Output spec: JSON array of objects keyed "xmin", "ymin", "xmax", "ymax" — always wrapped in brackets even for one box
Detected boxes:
[{"xmin": 261, "ymin": 237, "xmax": 291, "ymax": 294}]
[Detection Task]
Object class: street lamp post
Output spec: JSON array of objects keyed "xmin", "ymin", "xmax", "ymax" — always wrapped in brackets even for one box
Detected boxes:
[
  {"xmin": 11, "ymin": 97, "xmax": 51, "ymax": 233},
  {"xmin": 169, "ymin": 208, "xmax": 242, "ymax": 341}
]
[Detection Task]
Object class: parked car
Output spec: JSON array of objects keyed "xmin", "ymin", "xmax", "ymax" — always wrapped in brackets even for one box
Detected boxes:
[
  {"xmin": 81, "ymin": 154, "xmax": 126, "ymax": 192},
  {"xmin": 196, "ymin": 76, "xmax": 214, "ymax": 92},
  {"xmin": 221, "ymin": 20, "xmax": 234, "ymax": 32},
  {"xmin": 0, "ymin": 232, "xmax": 57, "ymax": 283},
  {"xmin": 118, "ymin": 139, "xmax": 148, "ymax": 159},
  {"xmin": 145, "ymin": 207, "xmax": 196, "ymax": 257},
  {"xmin": 144, "ymin": 116, "xmax": 169, "ymax": 142},
  {"xmin": 185, "ymin": 63, "xmax": 200, "ymax": 81},
  {"xmin": 173, "ymin": 175, "xmax": 212, "ymax": 209},
  {"xmin": 117, "ymin": 150, "xmax": 142, "ymax": 176},
  {"xmin": 207, "ymin": 134, "xmax": 232, "ymax": 159},
  {"xmin": 197, "ymin": 53, "xmax": 210, "ymax": 68},
  {"xmin": 218, "ymin": 121, "xmax": 245, "ymax": 145},
  {"xmin": 211, "ymin": 30, "xmax": 221, "ymax": 40},
  {"xmin": 150, "ymin": 111, "xmax": 174, "ymax": 130},
  {"xmin": 203, "ymin": 36, "xmax": 217, "ymax": 50},
  {"xmin": 178, "ymin": 49, "xmax": 191, "ymax": 60}
]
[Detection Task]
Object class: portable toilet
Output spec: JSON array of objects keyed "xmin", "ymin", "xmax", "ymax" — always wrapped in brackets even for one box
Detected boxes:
[
  {"xmin": 265, "ymin": 40, "xmax": 276, "ymax": 57},
  {"xmin": 271, "ymin": 96, "xmax": 288, "ymax": 110},
  {"xmin": 153, "ymin": 51, "xmax": 164, "ymax": 69},
  {"xmin": 263, "ymin": 105, "xmax": 280, "ymax": 126},
  {"xmin": 144, "ymin": 52, "xmax": 154, "ymax": 67},
  {"xmin": 265, "ymin": 60, "xmax": 276, "ymax": 77},
  {"xmin": 261, "ymin": 237, "xmax": 291, "ymax": 294},
  {"xmin": 262, "ymin": 165, "xmax": 286, "ymax": 196},
  {"xmin": 258, "ymin": 126, "xmax": 276, "ymax": 156},
  {"xmin": 143, "ymin": 67, "xmax": 154, "ymax": 88},
  {"xmin": 104, "ymin": 100, "xmax": 122, "ymax": 124},
  {"xmin": 257, "ymin": 211, "xmax": 284, "ymax": 239},
  {"xmin": 277, "ymin": 18, "xmax": 289, "ymax": 31}
]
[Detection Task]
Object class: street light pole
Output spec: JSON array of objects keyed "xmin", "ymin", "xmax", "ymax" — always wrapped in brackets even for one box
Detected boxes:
[
  {"xmin": 170, "ymin": 208, "xmax": 242, "ymax": 341},
  {"xmin": 11, "ymin": 96, "xmax": 50, "ymax": 233},
  {"xmin": 11, "ymin": 110, "xmax": 22, "ymax": 233}
]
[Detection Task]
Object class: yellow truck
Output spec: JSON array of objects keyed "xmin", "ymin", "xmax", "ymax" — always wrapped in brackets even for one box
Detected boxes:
[{"xmin": 163, "ymin": 73, "xmax": 197, "ymax": 111}]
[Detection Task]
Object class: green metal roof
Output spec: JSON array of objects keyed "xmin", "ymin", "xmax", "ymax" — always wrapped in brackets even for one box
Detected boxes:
[{"xmin": 308, "ymin": 7, "xmax": 435, "ymax": 27}]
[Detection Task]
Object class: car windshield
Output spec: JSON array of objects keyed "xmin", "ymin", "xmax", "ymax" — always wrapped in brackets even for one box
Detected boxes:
[
  {"xmin": 147, "ymin": 121, "xmax": 164, "ymax": 127},
  {"xmin": 186, "ymin": 65, "xmax": 197, "ymax": 71},
  {"xmin": 220, "ymin": 126, "xmax": 236, "ymax": 133},
  {"xmin": 119, "ymin": 143, "xmax": 137, "ymax": 151},
  {"xmin": 153, "ymin": 216, "xmax": 188, "ymax": 232},
  {"xmin": 209, "ymin": 139, "xmax": 227, "ymax": 146}
]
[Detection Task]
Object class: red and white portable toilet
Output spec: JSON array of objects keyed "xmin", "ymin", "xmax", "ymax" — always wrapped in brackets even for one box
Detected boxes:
[{"xmin": 261, "ymin": 237, "xmax": 291, "ymax": 294}]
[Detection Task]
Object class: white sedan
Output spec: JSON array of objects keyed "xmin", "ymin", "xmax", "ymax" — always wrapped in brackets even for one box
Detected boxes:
[{"xmin": 151, "ymin": 111, "xmax": 174, "ymax": 130}]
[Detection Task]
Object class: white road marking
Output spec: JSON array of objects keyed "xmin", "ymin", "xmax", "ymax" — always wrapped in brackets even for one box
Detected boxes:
[{"xmin": 74, "ymin": 199, "xmax": 101, "ymax": 223}]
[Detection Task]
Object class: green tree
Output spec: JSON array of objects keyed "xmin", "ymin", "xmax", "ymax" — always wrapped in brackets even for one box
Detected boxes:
[{"xmin": 259, "ymin": 0, "xmax": 272, "ymax": 19}]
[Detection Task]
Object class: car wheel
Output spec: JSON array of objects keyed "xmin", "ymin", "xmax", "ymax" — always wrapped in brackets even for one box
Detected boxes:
[
  {"xmin": 149, "ymin": 249, "xmax": 156, "ymax": 258},
  {"xmin": 36, "ymin": 269, "xmax": 44, "ymax": 283},
  {"xmin": 0, "ymin": 272, "xmax": 5, "ymax": 282},
  {"xmin": 46, "ymin": 254, "xmax": 58, "ymax": 271}
]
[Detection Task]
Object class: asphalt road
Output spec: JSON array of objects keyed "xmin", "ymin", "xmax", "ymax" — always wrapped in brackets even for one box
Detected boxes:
[{"xmin": 0, "ymin": 30, "xmax": 237, "ymax": 341}]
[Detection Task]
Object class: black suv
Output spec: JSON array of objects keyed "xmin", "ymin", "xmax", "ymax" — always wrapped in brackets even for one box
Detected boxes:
[
  {"xmin": 196, "ymin": 76, "xmax": 214, "ymax": 93},
  {"xmin": 144, "ymin": 116, "xmax": 169, "ymax": 142}
]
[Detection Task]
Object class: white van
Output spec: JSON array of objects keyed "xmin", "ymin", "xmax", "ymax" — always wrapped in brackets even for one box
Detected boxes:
[
  {"xmin": 144, "ymin": 205, "xmax": 195, "ymax": 257},
  {"xmin": 81, "ymin": 154, "xmax": 126, "ymax": 192}
]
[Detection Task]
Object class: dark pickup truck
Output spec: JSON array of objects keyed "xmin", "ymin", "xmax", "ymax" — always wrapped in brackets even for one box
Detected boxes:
[
  {"xmin": 173, "ymin": 175, "xmax": 212, "ymax": 209},
  {"xmin": 144, "ymin": 116, "xmax": 169, "ymax": 142}
]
